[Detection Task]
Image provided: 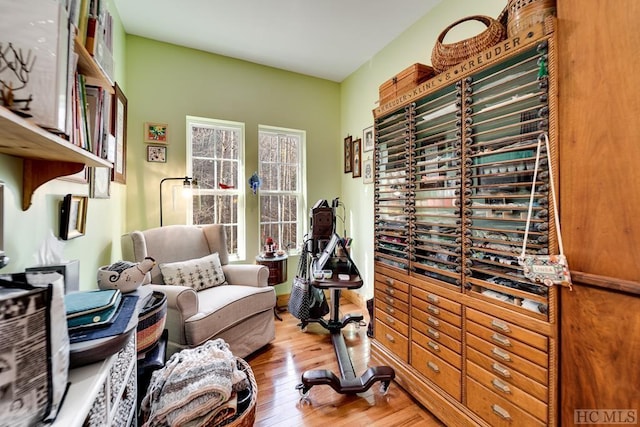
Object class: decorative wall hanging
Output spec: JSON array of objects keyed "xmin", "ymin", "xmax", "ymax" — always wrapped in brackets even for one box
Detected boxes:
[
  {"xmin": 111, "ymin": 83, "xmax": 127, "ymax": 184},
  {"xmin": 363, "ymin": 126, "xmax": 374, "ymax": 152},
  {"xmin": 344, "ymin": 135, "xmax": 352, "ymax": 173},
  {"xmin": 147, "ymin": 145, "xmax": 167, "ymax": 163},
  {"xmin": 144, "ymin": 122, "xmax": 168, "ymax": 144},
  {"xmin": 352, "ymin": 138, "xmax": 362, "ymax": 178},
  {"xmin": 59, "ymin": 194, "xmax": 88, "ymax": 240}
]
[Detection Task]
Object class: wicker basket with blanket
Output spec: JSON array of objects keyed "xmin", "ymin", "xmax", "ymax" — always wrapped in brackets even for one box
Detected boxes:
[{"xmin": 140, "ymin": 339, "xmax": 257, "ymax": 427}]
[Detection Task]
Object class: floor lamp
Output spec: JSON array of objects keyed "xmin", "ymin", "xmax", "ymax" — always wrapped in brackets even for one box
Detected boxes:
[{"xmin": 159, "ymin": 176, "xmax": 195, "ymax": 226}]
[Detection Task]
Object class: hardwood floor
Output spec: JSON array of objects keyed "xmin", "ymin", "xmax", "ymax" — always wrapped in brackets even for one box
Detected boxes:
[{"xmin": 245, "ymin": 298, "xmax": 444, "ymax": 427}]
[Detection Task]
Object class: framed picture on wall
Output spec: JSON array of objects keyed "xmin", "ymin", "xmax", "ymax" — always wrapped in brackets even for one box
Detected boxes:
[
  {"xmin": 344, "ymin": 135, "xmax": 352, "ymax": 173},
  {"xmin": 352, "ymin": 138, "xmax": 362, "ymax": 178},
  {"xmin": 59, "ymin": 194, "xmax": 88, "ymax": 240},
  {"xmin": 363, "ymin": 126, "xmax": 374, "ymax": 152},
  {"xmin": 363, "ymin": 158, "xmax": 374, "ymax": 184},
  {"xmin": 147, "ymin": 145, "xmax": 167, "ymax": 163},
  {"xmin": 90, "ymin": 167, "xmax": 111, "ymax": 199},
  {"xmin": 144, "ymin": 122, "xmax": 168, "ymax": 143},
  {"xmin": 111, "ymin": 83, "xmax": 127, "ymax": 184}
]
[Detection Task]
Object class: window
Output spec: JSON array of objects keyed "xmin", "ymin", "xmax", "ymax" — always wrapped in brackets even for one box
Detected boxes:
[
  {"xmin": 187, "ymin": 116, "xmax": 245, "ymax": 259},
  {"xmin": 258, "ymin": 126, "xmax": 306, "ymax": 254}
]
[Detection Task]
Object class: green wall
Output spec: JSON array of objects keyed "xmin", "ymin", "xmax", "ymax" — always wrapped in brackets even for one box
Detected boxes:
[
  {"xmin": 123, "ymin": 36, "xmax": 341, "ymax": 290},
  {"xmin": 340, "ymin": 0, "xmax": 507, "ymax": 299}
]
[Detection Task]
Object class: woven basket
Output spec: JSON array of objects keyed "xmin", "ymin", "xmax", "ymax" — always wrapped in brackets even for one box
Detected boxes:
[
  {"xmin": 222, "ymin": 358, "xmax": 257, "ymax": 427},
  {"xmin": 431, "ymin": 15, "xmax": 506, "ymax": 74},
  {"xmin": 136, "ymin": 290, "xmax": 167, "ymax": 355},
  {"xmin": 507, "ymin": 0, "xmax": 556, "ymax": 37}
]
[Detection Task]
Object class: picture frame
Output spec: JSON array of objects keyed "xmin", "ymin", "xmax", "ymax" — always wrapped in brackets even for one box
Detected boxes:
[
  {"xmin": 144, "ymin": 122, "xmax": 168, "ymax": 144},
  {"xmin": 363, "ymin": 126, "xmax": 374, "ymax": 152},
  {"xmin": 344, "ymin": 135, "xmax": 353, "ymax": 173},
  {"xmin": 111, "ymin": 83, "xmax": 127, "ymax": 184},
  {"xmin": 89, "ymin": 167, "xmax": 111, "ymax": 199},
  {"xmin": 59, "ymin": 194, "xmax": 88, "ymax": 240},
  {"xmin": 147, "ymin": 145, "xmax": 167, "ymax": 163},
  {"xmin": 363, "ymin": 158, "xmax": 374, "ymax": 184},
  {"xmin": 352, "ymin": 138, "xmax": 362, "ymax": 178}
]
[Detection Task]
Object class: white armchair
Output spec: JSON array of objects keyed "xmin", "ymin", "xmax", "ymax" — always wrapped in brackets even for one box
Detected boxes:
[{"xmin": 122, "ymin": 224, "xmax": 276, "ymax": 357}]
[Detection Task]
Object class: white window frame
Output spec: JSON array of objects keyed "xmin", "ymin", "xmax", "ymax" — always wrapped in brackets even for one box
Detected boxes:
[
  {"xmin": 258, "ymin": 125, "xmax": 307, "ymax": 255},
  {"xmin": 186, "ymin": 115, "xmax": 246, "ymax": 260}
]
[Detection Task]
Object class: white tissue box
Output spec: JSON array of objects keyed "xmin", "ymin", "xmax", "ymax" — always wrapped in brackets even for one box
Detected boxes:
[{"xmin": 26, "ymin": 260, "xmax": 79, "ymax": 293}]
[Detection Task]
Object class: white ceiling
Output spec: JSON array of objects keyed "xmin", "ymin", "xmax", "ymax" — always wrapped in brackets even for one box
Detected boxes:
[{"xmin": 112, "ymin": 0, "xmax": 442, "ymax": 82}]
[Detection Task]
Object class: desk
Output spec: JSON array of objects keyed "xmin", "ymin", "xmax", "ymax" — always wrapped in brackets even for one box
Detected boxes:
[{"xmin": 256, "ymin": 254, "xmax": 288, "ymax": 320}]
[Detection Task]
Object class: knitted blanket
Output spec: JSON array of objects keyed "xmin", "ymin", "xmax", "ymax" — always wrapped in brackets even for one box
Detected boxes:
[{"xmin": 141, "ymin": 339, "xmax": 248, "ymax": 427}]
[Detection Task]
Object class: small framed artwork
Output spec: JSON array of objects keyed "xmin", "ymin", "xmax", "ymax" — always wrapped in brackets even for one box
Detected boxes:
[
  {"xmin": 363, "ymin": 126, "xmax": 374, "ymax": 152},
  {"xmin": 352, "ymin": 138, "xmax": 362, "ymax": 178},
  {"xmin": 89, "ymin": 167, "xmax": 111, "ymax": 199},
  {"xmin": 363, "ymin": 158, "xmax": 374, "ymax": 184},
  {"xmin": 144, "ymin": 122, "xmax": 168, "ymax": 143},
  {"xmin": 59, "ymin": 194, "xmax": 88, "ymax": 240},
  {"xmin": 111, "ymin": 83, "xmax": 127, "ymax": 184},
  {"xmin": 147, "ymin": 145, "xmax": 167, "ymax": 163},
  {"xmin": 344, "ymin": 135, "xmax": 352, "ymax": 173}
]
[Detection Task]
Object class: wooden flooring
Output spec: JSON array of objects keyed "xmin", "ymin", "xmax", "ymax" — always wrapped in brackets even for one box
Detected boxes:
[{"xmin": 245, "ymin": 299, "xmax": 444, "ymax": 427}]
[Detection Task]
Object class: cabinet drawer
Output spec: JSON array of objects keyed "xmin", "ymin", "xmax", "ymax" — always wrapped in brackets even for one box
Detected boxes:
[
  {"xmin": 375, "ymin": 273, "xmax": 410, "ymax": 294},
  {"xmin": 376, "ymin": 291, "xmax": 409, "ymax": 315},
  {"xmin": 467, "ymin": 377, "xmax": 546, "ymax": 427},
  {"xmin": 376, "ymin": 301, "xmax": 409, "ymax": 325},
  {"xmin": 413, "ymin": 309, "xmax": 461, "ymax": 340},
  {"xmin": 467, "ymin": 346, "xmax": 548, "ymax": 403},
  {"xmin": 411, "ymin": 342, "xmax": 461, "ymax": 401},
  {"xmin": 412, "ymin": 295, "xmax": 461, "ymax": 327},
  {"xmin": 468, "ymin": 360, "xmax": 547, "ymax": 422},
  {"xmin": 375, "ymin": 320, "xmax": 409, "ymax": 362},
  {"xmin": 467, "ymin": 308, "xmax": 548, "ymax": 352},
  {"xmin": 466, "ymin": 333, "xmax": 548, "ymax": 386},
  {"xmin": 375, "ymin": 280, "xmax": 409, "ymax": 304},
  {"xmin": 375, "ymin": 308, "xmax": 409, "ymax": 336},
  {"xmin": 467, "ymin": 320, "xmax": 548, "ymax": 368},
  {"xmin": 412, "ymin": 287, "xmax": 462, "ymax": 315},
  {"xmin": 413, "ymin": 319, "xmax": 462, "ymax": 354},
  {"xmin": 413, "ymin": 329, "xmax": 461, "ymax": 368}
]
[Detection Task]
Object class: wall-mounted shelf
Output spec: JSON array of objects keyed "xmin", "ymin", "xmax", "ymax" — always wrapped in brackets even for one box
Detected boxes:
[
  {"xmin": 0, "ymin": 106, "xmax": 112, "ymax": 210},
  {"xmin": 74, "ymin": 37, "xmax": 114, "ymax": 93}
]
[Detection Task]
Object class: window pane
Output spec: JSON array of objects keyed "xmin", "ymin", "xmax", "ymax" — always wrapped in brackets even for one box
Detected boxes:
[
  {"xmin": 258, "ymin": 127, "xmax": 304, "ymax": 253},
  {"xmin": 188, "ymin": 117, "xmax": 244, "ymax": 259}
]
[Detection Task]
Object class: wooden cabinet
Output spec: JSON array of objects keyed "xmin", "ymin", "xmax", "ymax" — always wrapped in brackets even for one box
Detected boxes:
[
  {"xmin": 372, "ymin": 23, "xmax": 559, "ymax": 426},
  {"xmin": 0, "ymin": 38, "xmax": 112, "ymax": 210},
  {"xmin": 556, "ymin": 0, "xmax": 640, "ymax": 423}
]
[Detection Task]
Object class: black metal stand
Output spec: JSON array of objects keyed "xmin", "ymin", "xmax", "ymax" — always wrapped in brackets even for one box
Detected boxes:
[{"xmin": 296, "ymin": 287, "xmax": 395, "ymax": 398}]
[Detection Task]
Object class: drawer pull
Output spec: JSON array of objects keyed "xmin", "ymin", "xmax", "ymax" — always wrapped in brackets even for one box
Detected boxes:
[
  {"xmin": 428, "ymin": 341, "xmax": 440, "ymax": 352},
  {"xmin": 491, "ymin": 333, "xmax": 511, "ymax": 347},
  {"xmin": 492, "ymin": 404, "xmax": 512, "ymax": 420},
  {"xmin": 385, "ymin": 296, "xmax": 394, "ymax": 304},
  {"xmin": 385, "ymin": 306, "xmax": 395, "ymax": 315},
  {"xmin": 491, "ymin": 319, "xmax": 511, "ymax": 333},
  {"xmin": 427, "ymin": 361, "xmax": 440, "ymax": 373},
  {"xmin": 385, "ymin": 278, "xmax": 394, "ymax": 286},
  {"xmin": 427, "ymin": 294, "xmax": 439, "ymax": 304},
  {"xmin": 386, "ymin": 334, "xmax": 395, "ymax": 343},
  {"xmin": 386, "ymin": 316, "xmax": 395, "ymax": 325},
  {"xmin": 427, "ymin": 316, "xmax": 440, "ymax": 327},
  {"xmin": 492, "ymin": 347, "xmax": 511, "ymax": 361},
  {"xmin": 492, "ymin": 362, "xmax": 511, "ymax": 378},
  {"xmin": 492, "ymin": 378, "xmax": 512, "ymax": 394},
  {"xmin": 427, "ymin": 305, "xmax": 440, "ymax": 315},
  {"xmin": 427, "ymin": 328, "xmax": 440, "ymax": 339},
  {"xmin": 385, "ymin": 287, "xmax": 395, "ymax": 295}
]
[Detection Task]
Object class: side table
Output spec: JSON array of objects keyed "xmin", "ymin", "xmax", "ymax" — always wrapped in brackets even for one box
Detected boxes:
[{"xmin": 255, "ymin": 253, "xmax": 288, "ymax": 320}]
